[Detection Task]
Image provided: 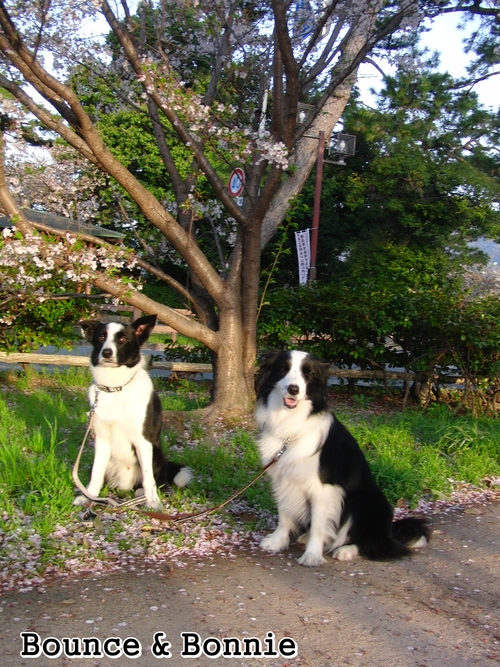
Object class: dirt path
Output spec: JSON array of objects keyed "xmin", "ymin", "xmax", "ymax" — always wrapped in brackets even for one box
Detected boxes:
[{"xmin": 2, "ymin": 501, "xmax": 499, "ymax": 667}]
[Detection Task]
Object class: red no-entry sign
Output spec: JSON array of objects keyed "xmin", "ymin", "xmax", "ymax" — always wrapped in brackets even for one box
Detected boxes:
[{"xmin": 228, "ymin": 168, "xmax": 245, "ymax": 197}]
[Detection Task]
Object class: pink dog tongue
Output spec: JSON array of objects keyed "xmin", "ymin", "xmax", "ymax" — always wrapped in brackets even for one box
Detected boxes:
[{"xmin": 284, "ymin": 397, "xmax": 298, "ymax": 408}]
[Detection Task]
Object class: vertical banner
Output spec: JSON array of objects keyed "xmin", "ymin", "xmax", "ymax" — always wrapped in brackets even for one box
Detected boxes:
[{"xmin": 295, "ymin": 229, "xmax": 311, "ymax": 285}]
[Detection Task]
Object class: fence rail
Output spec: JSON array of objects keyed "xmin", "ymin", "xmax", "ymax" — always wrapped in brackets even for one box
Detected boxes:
[
  {"xmin": 0, "ymin": 351, "xmax": 429, "ymax": 381},
  {"xmin": 0, "ymin": 352, "xmax": 212, "ymax": 374}
]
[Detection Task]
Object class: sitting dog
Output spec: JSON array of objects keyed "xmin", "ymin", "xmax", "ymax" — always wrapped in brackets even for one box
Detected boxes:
[
  {"xmin": 255, "ymin": 350, "xmax": 430, "ymax": 566},
  {"xmin": 75, "ymin": 314, "xmax": 192, "ymax": 509}
]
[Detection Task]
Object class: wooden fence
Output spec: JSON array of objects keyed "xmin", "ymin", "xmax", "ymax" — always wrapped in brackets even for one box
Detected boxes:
[
  {"xmin": 0, "ymin": 305, "xmax": 465, "ymax": 386},
  {"xmin": 0, "ymin": 352, "xmax": 212, "ymax": 375},
  {"xmin": 0, "ymin": 350, "xmax": 421, "ymax": 382}
]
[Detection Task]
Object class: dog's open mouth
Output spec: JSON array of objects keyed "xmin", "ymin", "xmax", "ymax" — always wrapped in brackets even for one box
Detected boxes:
[{"xmin": 284, "ymin": 396, "xmax": 298, "ymax": 409}]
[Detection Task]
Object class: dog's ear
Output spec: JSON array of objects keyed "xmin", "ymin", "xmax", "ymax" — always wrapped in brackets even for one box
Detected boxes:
[
  {"xmin": 306, "ymin": 356, "xmax": 332, "ymax": 382},
  {"xmin": 255, "ymin": 350, "xmax": 283, "ymax": 397},
  {"xmin": 132, "ymin": 314, "xmax": 157, "ymax": 345},
  {"xmin": 321, "ymin": 360, "xmax": 333, "ymax": 376},
  {"xmin": 79, "ymin": 319, "xmax": 100, "ymax": 342}
]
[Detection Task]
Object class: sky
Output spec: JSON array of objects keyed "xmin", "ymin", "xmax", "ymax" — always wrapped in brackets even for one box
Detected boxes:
[{"xmin": 357, "ymin": 13, "xmax": 498, "ymax": 111}]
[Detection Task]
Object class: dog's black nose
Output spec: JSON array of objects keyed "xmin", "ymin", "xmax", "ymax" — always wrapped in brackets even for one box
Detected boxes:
[
  {"xmin": 287, "ymin": 384, "xmax": 299, "ymax": 396},
  {"xmin": 102, "ymin": 348, "xmax": 113, "ymax": 359}
]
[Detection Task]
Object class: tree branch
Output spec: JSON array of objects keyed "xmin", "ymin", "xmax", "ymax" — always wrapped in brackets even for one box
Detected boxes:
[
  {"xmin": 298, "ymin": 0, "xmax": 343, "ymax": 69},
  {"xmin": 0, "ymin": 11, "xmax": 226, "ymax": 304},
  {"xmin": 0, "ymin": 73, "xmax": 99, "ymax": 165},
  {"xmin": 427, "ymin": 2, "xmax": 500, "ymax": 19},
  {"xmin": 19, "ymin": 217, "xmax": 200, "ymax": 310},
  {"xmin": 100, "ymin": 0, "xmax": 247, "ymax": 227}
]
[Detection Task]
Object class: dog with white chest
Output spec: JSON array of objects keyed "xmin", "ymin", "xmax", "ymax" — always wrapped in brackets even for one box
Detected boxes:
[
  {"xmin": 75, "ymin": 314, "xmax": 192, "ymax": 510},
  {"xmin": 255, "ymin": 350, "xmax": 430, "ymax": 567}
]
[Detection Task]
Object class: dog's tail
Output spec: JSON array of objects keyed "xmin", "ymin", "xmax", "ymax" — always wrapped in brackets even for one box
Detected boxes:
[
  {"xmin": 391, "ymin": 517, "xmax": 431, "ymax": 549},
  {"xmin": 357, "ymin": 517, "xmax": 430, "ymax": 561},
  {"xmin": 158, "ymin": 461, "xmax": 193, "ymax": 489},
  {"xmin": 168, "ymin": 462, "xmax": 193, "ymax": 488}
]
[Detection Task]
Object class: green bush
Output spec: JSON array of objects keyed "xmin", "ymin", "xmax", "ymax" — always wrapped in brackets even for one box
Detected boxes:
[{"xmin": 259, "ymin": 245, "xmax": 500, "ymax": 409}]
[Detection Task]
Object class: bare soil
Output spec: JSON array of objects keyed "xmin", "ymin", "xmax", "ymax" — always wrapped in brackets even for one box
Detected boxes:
[{"xmin": 2, "ymin": 501, "xmax": 499, "ymax": 667}]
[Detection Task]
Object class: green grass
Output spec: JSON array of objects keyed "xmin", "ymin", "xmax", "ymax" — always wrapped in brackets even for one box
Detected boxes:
[
  {"xmin": 1, "ymin": 368, "xmax": 500, "ymax": 572},
  {"xmin": 0, "ymin": 368, "xmax": 90, "ymax": 558},
  {"xmin": 178, "ymin": 426, "xmax": 272, "ymax": 512},
  {"xmin": 339, "ymin": 403, "xmax": 500, "ymax": 505},
  {"xmin": 159, "ymin": 378, "xmax": 211, "ymax": 411},
  {"xmin": 149, "ymin": 333, "xmax": 203, "ymax": 347}
]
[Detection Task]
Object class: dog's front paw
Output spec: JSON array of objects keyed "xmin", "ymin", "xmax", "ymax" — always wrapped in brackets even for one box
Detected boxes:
[
  {"xmin": 260, "ymin": 532, "xmax": 289, "ymax": 553},
  {"xmin": 145, "ymin": 497, "xmax": 163, "ymax": 511},
  {"xmin": 298, "ymin": 551, "xmax": 326, "ymax": 567},
  {"xmin": 333, "ymin": 544, "xmax": 359, "ymax": 561}
]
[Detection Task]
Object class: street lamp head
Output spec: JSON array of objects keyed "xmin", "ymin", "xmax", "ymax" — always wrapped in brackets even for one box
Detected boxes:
[
  {"xmin": 296, "ymin": 102, "xmax": 315, "ymax": 125},
  {"xmin": 328, "ymin": 133, "xmax": 356, "ymax": 163}
]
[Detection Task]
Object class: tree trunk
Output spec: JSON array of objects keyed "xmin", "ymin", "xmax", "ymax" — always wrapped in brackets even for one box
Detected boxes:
[
  {"xmin": 261, "ymin": 80, "xmax": 355, "ymax": 247},
  {"xmin": 241, "ymin": 220, "xmax": 263, "ymax": 398},
  {"xmin": 207, "ymin": 289, "xmax": 254, "ymax": 417}
]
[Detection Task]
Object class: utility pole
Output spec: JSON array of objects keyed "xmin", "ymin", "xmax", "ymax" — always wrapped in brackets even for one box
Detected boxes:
[
  {"xmin": 307, "ymin": 131, "xmax": 325, "ymax": 284},
  {"xmin": 306, "ymin": 131, "xmax": 356, "ymax": 284}
]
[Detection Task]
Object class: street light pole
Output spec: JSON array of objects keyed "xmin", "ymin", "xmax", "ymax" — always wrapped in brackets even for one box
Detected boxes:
[{"xmin": 308, "ymin": 130, "xmax": 325, "ymax": 284}]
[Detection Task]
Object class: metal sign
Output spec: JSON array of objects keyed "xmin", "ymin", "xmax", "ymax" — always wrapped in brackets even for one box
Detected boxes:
[
  {"xmin": 295, "ymin": 229, "xmax": 310, "ymax": 285},
  {"xmin": 228, "ymin": 168, "xmax": 245, "ymax": 197}
]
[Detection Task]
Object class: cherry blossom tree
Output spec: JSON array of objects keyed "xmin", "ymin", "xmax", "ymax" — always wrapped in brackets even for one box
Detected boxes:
[
  {"xmin": 0, "ymin": 0, "xmax": 497, "ymax": 415},
  {"xmin": 4, "ymin": 143, "xmax": 105, "ymax": 223}
]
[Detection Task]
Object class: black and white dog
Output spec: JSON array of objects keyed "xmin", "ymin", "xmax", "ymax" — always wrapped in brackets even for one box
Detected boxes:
[
  {"xmin": 75, "ymin": 315, "xmax": 192, "ymax": 510},
  {"xmin": 255, "ymin": 350, "xmax": 430, "ymax": 567}
]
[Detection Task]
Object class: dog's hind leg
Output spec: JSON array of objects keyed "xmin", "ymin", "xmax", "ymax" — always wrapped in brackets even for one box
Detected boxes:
[
  {"xmin": 133, "ymin": 438, "xmax": 162, "ymax": 510},
  {"xmin": 332, "ymin": 544, "xmax": 360, "ymax": 561},
  {"xmin": 296, "ymin": 531, "xmax": 309, "ymax": 545},
  {"xmin": 298, "ymin": 485, "xmax": 344, "ymax": 567}
]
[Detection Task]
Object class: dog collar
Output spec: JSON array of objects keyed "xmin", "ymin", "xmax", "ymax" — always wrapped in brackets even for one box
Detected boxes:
[
  {"xmin": 94, "ymin": 371, "xmax": 138, "ymax": 394},
  {"xmin": 96, "ymin": 384, "xmax": 125, "ymax": 393}
]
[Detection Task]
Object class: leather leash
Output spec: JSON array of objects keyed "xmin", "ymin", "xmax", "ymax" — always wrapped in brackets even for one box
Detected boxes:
[
  {"xmin": 73, "ymin": 388, "xmax": 288, "ymax": 524},
  {"xmin": 124, "ymin": 440, "xmax": 289, "ymax": 525}
]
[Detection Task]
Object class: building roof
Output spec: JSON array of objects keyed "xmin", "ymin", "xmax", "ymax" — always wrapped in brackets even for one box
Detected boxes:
[{"xmin": 0, "ymin": 209, "xmax": 126, "ymax": 240}]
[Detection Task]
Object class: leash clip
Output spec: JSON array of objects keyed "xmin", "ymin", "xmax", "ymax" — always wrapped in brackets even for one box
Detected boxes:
[
  {"xmin": 273, "ymin": 438, "xmax": 290, "ymax": 462},
  {"xmin": 263, "ymin": 438, "xmax": 289, "ymax": 471},
  {"xmin": 89, "ymin": 386, "xmax": 100, "ymax": 416}
]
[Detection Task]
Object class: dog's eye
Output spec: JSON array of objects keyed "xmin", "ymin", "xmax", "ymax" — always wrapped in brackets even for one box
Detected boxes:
[
  {"xmin": 117, "ymin": 335, "xmax": 127, "ymax": 343},
  {"xmin": 98, "ymin": 333, "xmax": 106, "ymax": 342}
]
